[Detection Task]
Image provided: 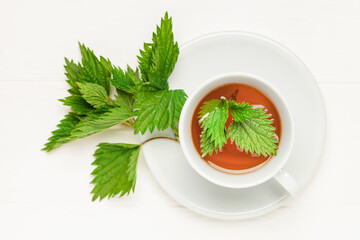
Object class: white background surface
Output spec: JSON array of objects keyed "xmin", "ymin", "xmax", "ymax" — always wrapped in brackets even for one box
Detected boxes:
[{"xmin": 0, "ymin": 0, "xmax": 359, "ymax": 239}]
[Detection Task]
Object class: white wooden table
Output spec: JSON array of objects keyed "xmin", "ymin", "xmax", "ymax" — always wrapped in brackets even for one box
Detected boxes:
[{"xmin": 1, "ymin": 0, "xmax": 359, "ymax": 239}]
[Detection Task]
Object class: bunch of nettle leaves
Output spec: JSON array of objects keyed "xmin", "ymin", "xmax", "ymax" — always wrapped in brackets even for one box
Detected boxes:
[{"xmin": 43, "ymin": 13, "xmax": 278, "ymax": 201}]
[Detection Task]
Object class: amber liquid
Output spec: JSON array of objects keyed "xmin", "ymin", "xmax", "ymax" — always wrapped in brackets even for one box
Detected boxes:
[{"xmin": 191, "ymin": 83, "xmax": 281, "ymax": 174}]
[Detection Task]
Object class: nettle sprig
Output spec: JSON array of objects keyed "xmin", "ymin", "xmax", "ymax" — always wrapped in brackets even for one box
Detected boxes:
[
  {"xmin": 43, "ymin": 13, "xmax": 187, "ymax": 201},
  {"xmin": 198, "ymin": 98, "xmax": 279, "ymax": 157}
]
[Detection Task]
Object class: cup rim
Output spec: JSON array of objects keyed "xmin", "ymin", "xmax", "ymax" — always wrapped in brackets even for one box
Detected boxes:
[{"xmin": 179, "ymin": 72, "xmax": 295, "ymax": 189}]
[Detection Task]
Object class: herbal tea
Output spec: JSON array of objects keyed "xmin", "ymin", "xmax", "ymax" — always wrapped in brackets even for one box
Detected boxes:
[{"xmin": 191, "ymin": 83, "xmax": 281, "ymax": 174}]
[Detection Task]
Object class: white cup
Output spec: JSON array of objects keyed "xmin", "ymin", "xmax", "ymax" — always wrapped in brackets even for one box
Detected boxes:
[{"xmin": 179, "ymin": 72, "xmax": 299, "ymax": 195}]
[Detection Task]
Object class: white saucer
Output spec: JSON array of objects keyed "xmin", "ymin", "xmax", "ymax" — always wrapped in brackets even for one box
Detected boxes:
[{"xmin": 140, "ymin": 32, "xmax": 326, "ymax": 219}]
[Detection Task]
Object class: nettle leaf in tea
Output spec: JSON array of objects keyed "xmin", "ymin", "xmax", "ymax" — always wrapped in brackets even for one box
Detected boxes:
[
  {"xmin": 199, "ymin": 98, "xmax": 278, "ymax": 158},
  {"xmin": 198, "ymin": 98, "xmax": 229, "ymax": 157},
  {"xmin": 191, "ymin": 83, "xmax": 280, "ymax": 174}
]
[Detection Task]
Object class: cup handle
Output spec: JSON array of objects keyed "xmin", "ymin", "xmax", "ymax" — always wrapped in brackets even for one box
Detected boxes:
[{"xmin": 273, "ymin": 169, "xmax": 299, "ymax": 196}]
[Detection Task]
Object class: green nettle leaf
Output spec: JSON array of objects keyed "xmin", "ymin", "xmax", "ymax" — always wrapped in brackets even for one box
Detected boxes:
[
  {"xmin": 113, "ymin": 90, "xmax": 134, "ymax": 108},
  {"xmin": 199, "ymin": 133, "xmax": 217, "ymax": 158},
  {"xmin": 137, "ymin": 12, "xmax": 179, "ymax": 90},
  {"xmin": 79, "ymin": 43, "xmax": 111, "ymax": 94},
  {"xmin": 228, "ymin": 100, "xmax": 254, "ymax": 122},
  {"xmin": 44, "ymin": 108, "xmax": 134, "ymax": 151},
  {"xmin": 77, "ymin": 82, "xmax": 110, "ymax": 108},
  {"xmin": 138, "ymin": 43, "xmax": 153, "ymax": 83},
  {"xmin": 110, "ymin": 66, "xmax": 142, "ymax": 108},
  {"xmin": 70, "ymin": 107, "xmax": 135, "ymax": 139},
  {"xmin": 100, "ymin": 56, "xmax": 113, "ymax": 73},
  {"xmin": 199, "ymin": 99, "xmax": 229, "ymax": 157},
  {"xmin": 198, "ymin": 99, "xmax": 222, "ymax": 118},
  {"xmin": 91, "ymin": 143, "xmax": 141, "ymax": 201},
  {"xmin": 60, "ymin": 95, "xmax": 95, "ymax": 115},
  {"xmin": 126, "ymin": 66, "xmax": 142, "ymax": 85},
  {"xmin": 133, "ymin": 12, "xmax": 183, "ymax": 135},
  {"xmin": 110, "ymin": 66, "xmax": 142, "ymax": 94},
  {"xmin": 133, "ymin": 89, "xmax": 187, "ymax": 134},
  {"xmin": 228, "ymin": 107, "xmax": 278, "ymax": 157},
  {"xmin": 43, "ymin": 112, "xmax": 82, "ymax": 152},
  {"xmin": 198, "ymin": 99, "xmax": 279, "ymax": 157},
  {"xmin": 64, "ymin": 58, "xmax": 82, "ymax": 95}
]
